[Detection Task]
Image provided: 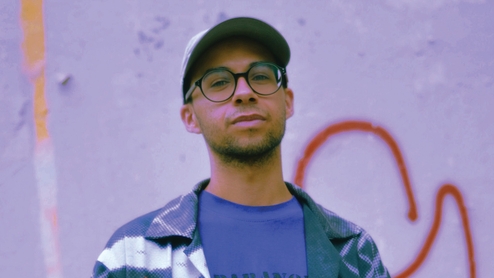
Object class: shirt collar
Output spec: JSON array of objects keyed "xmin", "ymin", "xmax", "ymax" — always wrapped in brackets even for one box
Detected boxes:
[
  {"xmin": 285, "ymin": 181, "xmax": 362, "ymax": 239},
  {"xmin": 145, "ymin": 179, "xmax": 361, "ymax": 240},
  {"xmin": 145, "ymin": 179, "xmax": 208, "ymax": 239}
]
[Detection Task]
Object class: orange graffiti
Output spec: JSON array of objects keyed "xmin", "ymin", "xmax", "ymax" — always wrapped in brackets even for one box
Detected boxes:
[
  {"xmin": 294, "ymin": 120, "xmax": 418, "ymax": 221},
  {"xmin": 395, "ymin": 184, "xmax": 475, "ymax": 277},
  {"xmin": 294, "ymin": 120, "xmax": 475, "ymax": 277}
]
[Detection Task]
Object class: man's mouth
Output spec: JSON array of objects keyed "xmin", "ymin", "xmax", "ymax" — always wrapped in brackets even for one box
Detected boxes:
[{"xmin": 231, "ymin": 114, "xmax": 266, "ymax": 125}]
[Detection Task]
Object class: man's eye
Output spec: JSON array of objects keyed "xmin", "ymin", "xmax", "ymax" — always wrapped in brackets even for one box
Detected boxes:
[
  {"xmin": 251, "ymin": 74, "xmax": 270, "ymax": 81},
  {"xmin": 210, "ymin": 80, "xmax": 230, "ymax": 88}
]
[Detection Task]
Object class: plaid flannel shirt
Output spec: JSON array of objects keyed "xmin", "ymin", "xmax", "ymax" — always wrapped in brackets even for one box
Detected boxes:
[{"xmin": 92, "ymin": 180, "xmax": 390, "ymax": 277}]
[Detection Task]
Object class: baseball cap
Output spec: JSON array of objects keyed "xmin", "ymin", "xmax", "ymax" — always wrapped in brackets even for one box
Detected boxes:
[{"xmin": 180, "ymin": 17, "xmax": 291, "ymax": 103}]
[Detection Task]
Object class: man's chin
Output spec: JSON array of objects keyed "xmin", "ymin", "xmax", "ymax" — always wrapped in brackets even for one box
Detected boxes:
[{"xmin": 213, "ymin": 138, "xmax": 282, "ymax": 163}]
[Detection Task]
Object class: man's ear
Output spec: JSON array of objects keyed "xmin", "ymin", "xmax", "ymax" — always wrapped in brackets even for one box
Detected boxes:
[
  {"xmin": 284, "ymin": 87, "xmax": 294, "ymax": 119},
  {"xmin": 180, "ymin": 104, "xmax": 202, "ymax": 134}
]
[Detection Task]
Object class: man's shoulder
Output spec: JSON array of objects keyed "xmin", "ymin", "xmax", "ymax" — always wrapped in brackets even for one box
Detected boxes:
[
  {"xmin": 104, "ymin": 192, "xmax": 197, "ymax": 248},
  {"xmin": 93, "ymin": 191, "xmax": 202, "ymax": 278},
  {"xmin": 103, "ymin": 206, "xmax": 164, "ymax": 248},
  {"xmin": 287, "ymin": 183, "xmax": 390, "ymax": 277}
]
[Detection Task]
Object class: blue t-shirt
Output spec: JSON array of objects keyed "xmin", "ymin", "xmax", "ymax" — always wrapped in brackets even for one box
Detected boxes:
[{"xmin": 198, "ymin": 191, "xmax": 308, "ymax": 278}]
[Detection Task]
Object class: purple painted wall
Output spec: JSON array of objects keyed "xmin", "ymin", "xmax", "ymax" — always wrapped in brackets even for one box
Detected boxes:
[{"xmin": 1, "ymin": 0, "xmax": 493, "ymax": 277}]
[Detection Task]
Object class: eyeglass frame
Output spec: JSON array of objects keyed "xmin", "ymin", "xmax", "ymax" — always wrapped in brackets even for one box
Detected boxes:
[{"xmin": 184, "ymin": 62, "xmax": 288, "ymax": 103}]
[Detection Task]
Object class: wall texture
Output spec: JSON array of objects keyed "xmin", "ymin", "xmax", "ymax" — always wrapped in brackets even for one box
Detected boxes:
[{"xmin": 1, "ymin": 0, "xmax": 493, "ymax": 277}]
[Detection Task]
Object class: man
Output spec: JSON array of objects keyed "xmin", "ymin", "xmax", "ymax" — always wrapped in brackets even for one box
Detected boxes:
[{"xmin": 92, "ymin": 17, "xmax": 390, "ymax": 278}]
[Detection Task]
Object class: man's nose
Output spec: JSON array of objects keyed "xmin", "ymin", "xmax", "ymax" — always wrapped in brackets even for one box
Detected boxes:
[{"xmin": 232, "ymin": 77, "xmax": 258, "ymax": 104}]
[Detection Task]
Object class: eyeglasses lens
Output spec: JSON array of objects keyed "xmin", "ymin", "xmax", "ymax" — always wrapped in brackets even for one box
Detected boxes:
[{"xmin": 201, "ymin": 63, "xmax": 283, "ymax": 102}]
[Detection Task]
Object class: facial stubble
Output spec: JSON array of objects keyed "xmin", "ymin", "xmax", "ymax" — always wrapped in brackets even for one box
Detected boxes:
[{"xmin": 198, "ymin": 112, "xmax": 286, "ymax": 168}]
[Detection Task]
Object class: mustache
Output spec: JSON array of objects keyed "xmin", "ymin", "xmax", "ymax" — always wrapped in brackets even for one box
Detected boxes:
[{"xmin": 227, "ymin": 107, "xmax": 267, "ymax": 120}]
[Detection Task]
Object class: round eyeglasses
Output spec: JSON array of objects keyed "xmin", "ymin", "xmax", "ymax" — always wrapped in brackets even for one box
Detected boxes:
[{"xmin": 184, "ymin": 62, "xmax": 287, "ymax": 103}]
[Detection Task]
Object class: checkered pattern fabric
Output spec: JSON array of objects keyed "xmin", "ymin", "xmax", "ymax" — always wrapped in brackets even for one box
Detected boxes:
[{"xmin": 92, "ymin": 180, "xmax": 390, "ymax": 277}]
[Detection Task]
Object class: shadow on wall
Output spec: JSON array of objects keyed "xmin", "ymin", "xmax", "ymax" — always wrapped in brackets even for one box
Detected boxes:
[{"xmin": 294, "ymin": 120, "xmax": 476, "ymax": 278}]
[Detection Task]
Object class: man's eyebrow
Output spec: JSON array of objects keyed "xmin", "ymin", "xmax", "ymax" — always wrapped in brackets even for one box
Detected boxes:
[
  {"xmin": 203, "ymin": 66, "xmax": 230, "ymax": 74},
  {"xmin": 202, "ymin": 61, "xmax": 273, "ymax": 75}
]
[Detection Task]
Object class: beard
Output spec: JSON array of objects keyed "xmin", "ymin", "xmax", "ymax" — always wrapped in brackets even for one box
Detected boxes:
[{"xmin": 199, "ymin": 114, "xmax": 286, "ymax": 168}]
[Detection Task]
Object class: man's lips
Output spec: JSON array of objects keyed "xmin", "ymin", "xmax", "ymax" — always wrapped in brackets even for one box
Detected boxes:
[{"xmin": 231, "ymin": 114, "xmax": 266, "ymax": 125}]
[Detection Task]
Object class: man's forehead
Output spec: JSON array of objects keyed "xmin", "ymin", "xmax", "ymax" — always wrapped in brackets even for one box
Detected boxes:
[{"xmin": 191, "ymin": 37, "xmax": 277, "ymax": 74}]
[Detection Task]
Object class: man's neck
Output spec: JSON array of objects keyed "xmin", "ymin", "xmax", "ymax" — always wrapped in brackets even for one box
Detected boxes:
[{"xmin": 205, "ymin": 147, "xmax": 292, "ymax": 206}]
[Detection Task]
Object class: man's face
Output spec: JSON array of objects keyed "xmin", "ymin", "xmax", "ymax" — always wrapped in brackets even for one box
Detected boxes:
[{"xmin": 180, "ymin": 37, "xmax": 294, "ymax": 161}]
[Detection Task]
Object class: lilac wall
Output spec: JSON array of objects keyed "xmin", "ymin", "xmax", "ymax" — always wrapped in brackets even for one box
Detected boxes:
[{"xmin": 1, "ymin": 0, "xmax": 493, "ymax": 277}]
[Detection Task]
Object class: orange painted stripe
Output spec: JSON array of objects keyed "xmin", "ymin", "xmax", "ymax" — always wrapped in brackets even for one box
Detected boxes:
[
  {"xmin": 20, "ymin": 1, "xmax": 63, "ymax": 277},
  {"xmin": 21, "ymin": 0, "xmax": 49, "ymax": 141}
]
